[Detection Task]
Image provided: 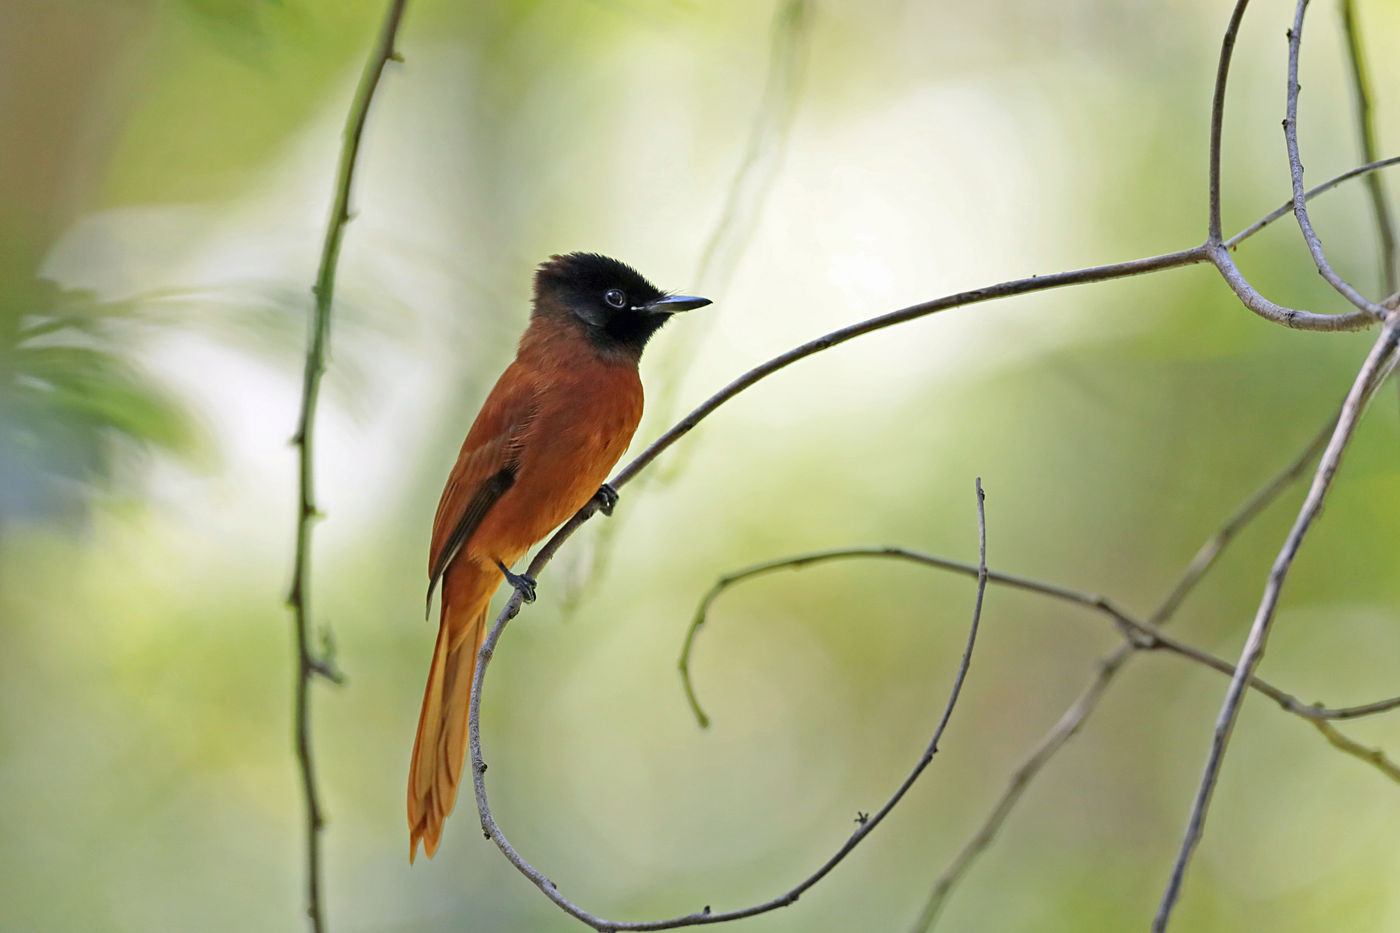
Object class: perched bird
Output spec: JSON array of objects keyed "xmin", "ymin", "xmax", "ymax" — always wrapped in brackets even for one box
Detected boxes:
[{"xmin": 408, "ymin": 252, "xmax": 710, "ymax": 861}]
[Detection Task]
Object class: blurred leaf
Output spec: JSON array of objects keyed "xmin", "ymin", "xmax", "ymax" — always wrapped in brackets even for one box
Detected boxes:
[{"xmin": 0, "ymin": 282, "xmax": 196, "ymax": 526}]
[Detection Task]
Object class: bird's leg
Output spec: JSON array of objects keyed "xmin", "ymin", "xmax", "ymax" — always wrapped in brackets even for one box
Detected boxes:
[
  {"xmin": 494, "ymin": 559, "xmax": 537, "ymax": 603},
  {"xmin": 593, "ymin": 483, "xmax": 619, "ymax": 516}
]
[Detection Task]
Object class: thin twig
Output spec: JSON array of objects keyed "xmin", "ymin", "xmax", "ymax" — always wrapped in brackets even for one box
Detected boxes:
[
  {"xmin": 285, "ymin": 2, "xmax": 408, "ymax": 931},
  {"xmin": 1224, "ymin": 156, "xmax": 1400, "ymax": 249},
  {"xmin": 1206, "ymin": 0, "xmax": 1250, "ymax": 245},
  {"xmin": 676, "ymin": 546, "xmax": 1400, "ymax": 737},
  {"xmin": 1283, "ymin": 0, "xmax": 1388, "ymax": 318},
  {"xmin": 618, "ymin": 248, "xmax": 1206, "ymax": 489},
  {"xmin": 1340, "ymin": 0, "xmax": 1397, "ymax": 296},
  {"xmin": 466, "ymin": 483, "xmax": 989, "ymax": 931},
  {"xmin": 1153, "ymin": 310, "xmax": 1400, "ymax": 932}
]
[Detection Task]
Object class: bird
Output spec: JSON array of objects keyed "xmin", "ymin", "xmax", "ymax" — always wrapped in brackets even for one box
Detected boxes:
[{"xmin": 408, "ymin": 252, "xmax": 710, "ymax": 862}]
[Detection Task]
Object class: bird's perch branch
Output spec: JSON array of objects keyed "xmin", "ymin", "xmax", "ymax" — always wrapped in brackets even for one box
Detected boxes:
[
  {"xmin": 466, "ymin": 482, "xmax": 988, "ymax": 931},
  {"xmin": 286, "ymin": 1, "xmax": 408, "ymax": 930}
]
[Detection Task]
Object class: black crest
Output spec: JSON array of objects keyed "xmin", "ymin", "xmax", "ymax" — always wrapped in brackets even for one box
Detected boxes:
[{"xmin": 534, "ymin": 253, "xmax": 694, "ymax": 356}]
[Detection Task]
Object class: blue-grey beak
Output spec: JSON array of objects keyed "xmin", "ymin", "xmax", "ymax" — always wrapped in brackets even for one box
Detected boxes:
[{"xmin": 644, "ymin": 294, "xmax": 711, "ymax": 314}]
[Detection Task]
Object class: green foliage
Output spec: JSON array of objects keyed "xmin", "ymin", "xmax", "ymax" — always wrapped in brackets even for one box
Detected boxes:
[{"xmin": 0, "ymin": 281, "xmax": 194, "ymax": 524}]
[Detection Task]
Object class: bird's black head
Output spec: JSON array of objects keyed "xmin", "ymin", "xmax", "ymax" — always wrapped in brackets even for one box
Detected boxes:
[{"xmin": 533, "ymin": 252, "xmax": 710, "ymax": 358}]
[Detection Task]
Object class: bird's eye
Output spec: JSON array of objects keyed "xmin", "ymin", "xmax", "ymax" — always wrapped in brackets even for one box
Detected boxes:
[{"xmin": 604, "ymin": 288, "xmax": 627, "ymax": 309}]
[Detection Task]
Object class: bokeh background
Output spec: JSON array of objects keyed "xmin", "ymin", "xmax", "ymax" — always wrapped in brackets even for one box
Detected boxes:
[{"xmin": 3, "ymin": 0, "xmax": 1399, "ymax": 931}]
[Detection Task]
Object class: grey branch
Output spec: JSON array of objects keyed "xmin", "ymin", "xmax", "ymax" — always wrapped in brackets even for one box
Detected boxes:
[
  {"xmin": 1153, "ymin": 309, "xmax": 1400, "ymax": 931},
  {"xmin": 1203, "ymin": 0, "xmax": 1377, "ymax": 330}
]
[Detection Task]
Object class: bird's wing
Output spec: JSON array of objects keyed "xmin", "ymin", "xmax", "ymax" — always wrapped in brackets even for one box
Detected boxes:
[{"xmin": 426, "ymin": 371, "xmax": 539, "ymax": 614}]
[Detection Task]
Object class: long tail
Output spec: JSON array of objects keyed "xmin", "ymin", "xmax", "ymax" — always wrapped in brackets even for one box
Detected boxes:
[{"xmin": 408, "ymin": 561, "xmax": 495, "ymax": 862}]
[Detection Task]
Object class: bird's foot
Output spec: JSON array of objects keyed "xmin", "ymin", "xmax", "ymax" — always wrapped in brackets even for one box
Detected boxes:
[
  {"xmin": 495, "ymin": 560, "xmax": 537, "ymax": 603},
  {"xmin": 594, "ymin": 483, "xmax": 619, "ymax": 516}
]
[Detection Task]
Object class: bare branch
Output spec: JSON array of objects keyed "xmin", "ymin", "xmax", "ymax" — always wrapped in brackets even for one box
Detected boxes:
[
  {"xmin": 1153, "ymin": 310, "xmax": 1400, "ymax": 932},
  {"xmin": 617, "ymin": 248, "xmax": 1207, "ymax": 489},
  {"xmin": 1283, "ymin": 0, "xmax": 1388, "ymax": 318},
  {"xmin": 286, "ymin": 2, "xmax": 408, "ymax": 930},
  {"xmin": 465, "ymin": 482, "xmax": 989, "ymax": 931},
  {"xmin": 1340, "ymin": 0, "xmax": 1397, "ymax": 296}
]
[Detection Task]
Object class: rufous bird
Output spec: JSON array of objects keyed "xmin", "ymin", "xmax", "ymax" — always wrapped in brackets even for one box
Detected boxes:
[{"xmin": 408, "ymin": 252, "xmax": 710, "ymax": 861}]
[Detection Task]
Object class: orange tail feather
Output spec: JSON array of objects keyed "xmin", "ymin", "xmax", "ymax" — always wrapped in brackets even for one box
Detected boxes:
[{"xmin": 408, "ymin": 562, "xmax": 495, "ymax": 862}]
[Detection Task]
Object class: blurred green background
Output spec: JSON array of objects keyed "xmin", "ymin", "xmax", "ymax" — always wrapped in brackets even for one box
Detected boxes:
[{"xmin": 2, "ymin": 0, "xmax": 1399, "ymax": 931}]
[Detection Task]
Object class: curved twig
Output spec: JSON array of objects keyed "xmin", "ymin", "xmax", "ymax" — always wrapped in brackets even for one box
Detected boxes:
[
  {"xmin": 1283, "ymin": 0, "xmax": 1387, "ymax": 319},
  {"xmin": 1203, "ymin": 0, "xmax": 1377, "ymax": 331},
  {"xmin": 466, "ymin": 482, "xmax": 989, "ymax": 931},
  {"xmin": 1205, "ymin": 0, "xmax": 1248, "ymax": 244},
  {"xmin": 619, "ymin": 249, "xmax": 1208, "ymax": 487},
  {"xmin": 286, "ymin": 2, "xmax": 408, "ymax": 930},
  {"xmin": 677, "ymin": 546, "xmax": 1400, "ymax": 734}
]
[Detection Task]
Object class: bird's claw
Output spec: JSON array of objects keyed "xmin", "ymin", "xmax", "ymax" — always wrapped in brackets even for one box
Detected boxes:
[
  {"xmin": 594, "ymin": 483, "xmax": 619, "ymax": 516},
  {"xmin": 495, "ymin": 560, "xmax": 537, "ymax": 603}
]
